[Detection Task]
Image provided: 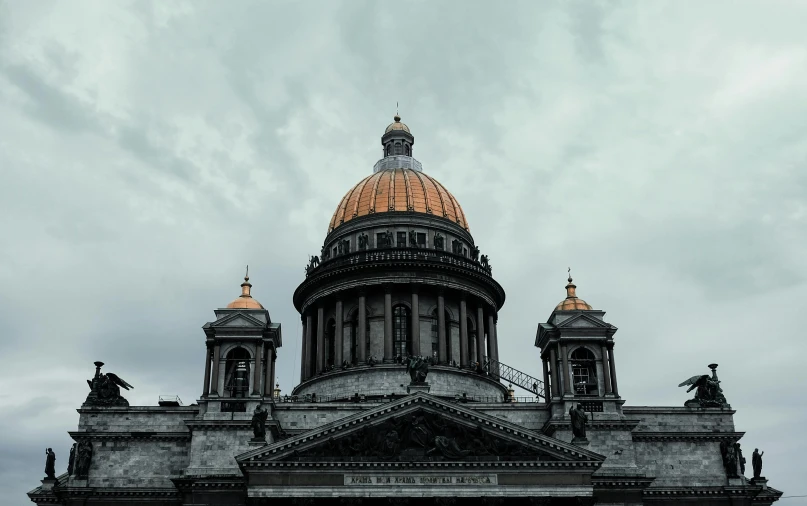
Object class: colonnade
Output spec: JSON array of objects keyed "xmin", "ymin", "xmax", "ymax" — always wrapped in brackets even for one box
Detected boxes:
[
  {"xmin": 202, "ymin": 341, "xmax": 277, "ymax": 398},
  {"xmin": 300, "ymin": 286, "xmax": 500, "ymax": 381},
  {"xmin": 542, "ymin": 342, "xmax": 619, "ymax": 401}
]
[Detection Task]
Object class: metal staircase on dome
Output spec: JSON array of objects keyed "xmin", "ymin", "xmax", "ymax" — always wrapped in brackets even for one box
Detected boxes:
[{"xmin": 484, "ymin": 355, "xmax": 545, "ymax": 400}]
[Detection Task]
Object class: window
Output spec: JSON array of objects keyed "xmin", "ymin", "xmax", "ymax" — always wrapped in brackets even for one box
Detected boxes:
[
  {"xmin": 333, "ymin": 247, "xmax": 337, "ymax": 258},
  {"xmin": 394, "ymin": 142, "xmax": 403, "ymax": 155},
  {"xmin": 325, "ymin": 319, "xmax": 336, "ymax": 367},
  {"xmin": 376, "ymin": 233, "xmax": 387, "ymax": 248},
  {"xmin": 386, "ymin": 145, "xmax": 392, "ymax": 156},
  {"xmin": 416, "ymin": 233, "xmax": 426, "ymax": 247},
  {"xmin": 349, "ymin": 312, "xmax": 358, "ymax": 365},
  {"xmin": 393, "ymin": 305, "xmax": 411, "ymax": 359},
  {"xmin": 430, "ymin": 310, "xmax": 439, "ymax": 360},
  {"xmin": 571, "ymin": 347, "xmax": 598, "ymax": 396},
  {"xmin": 396, "ymin": 232, "xmax": 406, "ymax": 248},
  {"xmin": 224, "ymin": 347, "xmax": 251, "ymax": 399},
  {"xmin": 467, "ymin": 317, "xmax": 477, "ymax": 365},
  {"xmin": 405, "ymin": 144, "xmax": 410, "ymax": 156}
]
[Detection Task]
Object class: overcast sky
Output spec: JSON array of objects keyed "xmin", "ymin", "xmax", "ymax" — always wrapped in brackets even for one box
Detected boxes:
[{"xmin": 1, "ymin": 0, "xmax": 806, "ymax": 503}]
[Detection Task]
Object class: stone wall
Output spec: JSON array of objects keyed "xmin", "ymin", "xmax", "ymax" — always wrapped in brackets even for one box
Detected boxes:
[
  {"xmin": 81, "ymin": 439, "xmax": 189, "ymax": 488},
  {"xmin": 293, "ymin": 365, "xmax": 507, "ymax": 399},
  {"xmin": 186, "ymin": 427, "xmax": 255, "ymax": 476}
]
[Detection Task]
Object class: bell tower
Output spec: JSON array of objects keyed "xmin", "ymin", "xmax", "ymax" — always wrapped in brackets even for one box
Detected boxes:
[
  {"xmin": 535, "ymin": 273, "xmax": 621, "ymax": 418},
  {"xmin": 200, "ymin": 270, "xmax": 282, "ymax": 414},
  {"xmin": 381, "ymin": 114, "xmax": 414, "ymax": 158}
]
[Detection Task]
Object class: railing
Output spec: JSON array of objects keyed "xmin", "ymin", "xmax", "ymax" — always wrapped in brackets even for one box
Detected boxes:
[
  {"xmin": 157, "ymin": 395, "xmax": 183, "ymax": 407},
  {"xmin": 306, "ymin": 247, "xmax": 494, "ymax": 279},
  {"xmin": 373, "ymin": 155, "xmax": 423, "ymax": 173},
  {"xmin": 484, "ymin": 356, "xmax": 545, "ymax": 401}
]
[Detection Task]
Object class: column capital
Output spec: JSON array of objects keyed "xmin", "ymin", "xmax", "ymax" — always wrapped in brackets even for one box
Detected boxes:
[{"xmin": 384, "ymin": 283, "xmax": 394, "ymax": 294}]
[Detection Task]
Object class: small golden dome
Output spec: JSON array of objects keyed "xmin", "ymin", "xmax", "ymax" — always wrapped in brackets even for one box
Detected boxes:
[
  {"xmin": 555, "ymin": 274, "xmax": 592, "ymax": 311},
  {"xmin": 385, "ymin": 114, "xmax": 411, "ymax": 134},
  {"xmin": 226, "ymin": 269, "xmax": 264, "ymax": 309},
  {"xmin": 328, "ymin": 168, "xmax": 469, "ymax": 233}
]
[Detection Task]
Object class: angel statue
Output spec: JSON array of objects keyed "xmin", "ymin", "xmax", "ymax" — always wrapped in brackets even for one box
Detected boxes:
[
  {"xmin": 83, "ymin": 361, "xmax": 134, "ymax": 407},
  {"xmin": 678, "ymin": 363, "xmax": 728, "ymax": 408},
  {"xmin": 406, "ymin": 355, "xmax": 429, "ymax": 384}
]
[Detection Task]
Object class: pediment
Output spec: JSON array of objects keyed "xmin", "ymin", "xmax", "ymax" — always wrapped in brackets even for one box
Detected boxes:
[
  {"xmin": 556, "ymin": 313, "xmax": 609, "ymax": 329},
  {"xmin": 211, "ymin": 312, "xmax": 265, "ymax": 328},
  {"xmin": 238, "ymin": 394, "xmax": 604, "ymax": 466}
]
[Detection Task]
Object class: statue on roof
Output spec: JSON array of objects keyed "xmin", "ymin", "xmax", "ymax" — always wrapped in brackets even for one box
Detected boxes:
[
  {"xmin": 74, "ymin": 441, "xmax": 93, "ymax": 479},
  {"xmin": 752, "ymin": 448, "xmax": 764, "ymax": 479},
  {"xmin": 251, "ymin": 405, "xmax": 269, "ymax": 441},
  {"xmin": 406, "ymin": 355, "xmax": 429, "ymax": 384},
  {"xmin": 44, "ymin": 448, "xmax": 56, "ymax": 480},
  {"xmin": 569, "ymin": 404, "xmax": 588, "ymax": 442},
  {"xmin": 678, "ymin": 364, "xmax": 728, "ymax": 408},
  {"xmin": 83, "ymin": 362, "xmax": 134, "ymax": 407}
]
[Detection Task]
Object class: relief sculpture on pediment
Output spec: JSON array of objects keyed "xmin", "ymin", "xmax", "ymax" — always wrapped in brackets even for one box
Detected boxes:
[{"xmin": 290, "ymin": 410, "xmax": 546, "ymax": 461}]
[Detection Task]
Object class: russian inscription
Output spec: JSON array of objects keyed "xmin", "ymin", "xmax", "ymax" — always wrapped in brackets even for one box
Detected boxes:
[{"xmin": 344, "ymin": 474, "xmax": 497, "ymax": 486}]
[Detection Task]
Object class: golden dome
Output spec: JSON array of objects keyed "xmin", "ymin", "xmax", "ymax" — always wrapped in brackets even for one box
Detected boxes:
[
  {"xmin": 555, "ymin": 275, "xmax": 593, "ymax": 311},
  {"xmin": 328, "ymin": 168, "xmax": 469, "ymax": 233},
  {"xmin": 384, "ymin": 115, "xmax": 410, "ymax": 134},
  {"xmin": 226, "ymin": 271, "xmax": 264, "ymax": 309}
]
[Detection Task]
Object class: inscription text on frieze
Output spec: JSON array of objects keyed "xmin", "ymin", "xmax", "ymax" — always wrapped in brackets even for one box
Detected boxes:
[{"xmin": 344, "ymin": 474, "xmax": 497, "ymax": 486}]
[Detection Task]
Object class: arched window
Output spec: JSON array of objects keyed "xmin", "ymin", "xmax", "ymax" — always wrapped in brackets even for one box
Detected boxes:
[
  {"xmin": 393, "ymin": 305, "xmax": 411, "ymax": 359},
  {"xmin": 325, "ymin": 319, "xmax": 336, "ymax": 368},
  {"xmin": 394, "ymin": 142, "xmax": 403, "ymax": 155},
  {"xmin": 405, "ymin": 144, "xmax": 410, "ymax": 156},
  {"xmin": 349, "ymin": 311, "xmax": 358, "ymax": 365},
  {"xmin": 570, "ymin": 347, "xmax": 598, "ymax": 396},
  {"xmin": 386, "ymin": 144, "xmax": 392, "ymax": 156},
  {"xmin": 224, "ymin": 347, "xmax": 251, "ymax": 399}
]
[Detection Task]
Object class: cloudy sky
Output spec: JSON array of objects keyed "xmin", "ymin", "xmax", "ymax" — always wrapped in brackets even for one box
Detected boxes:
[{"xmin": 1, "ymin": 0, "xmax": 806, "ymax": 503}]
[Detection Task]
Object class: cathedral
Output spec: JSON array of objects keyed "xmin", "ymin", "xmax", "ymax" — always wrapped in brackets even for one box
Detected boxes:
[{"xmin": 29, "ymin": 117, "xmax": 781, "ymax": 505}]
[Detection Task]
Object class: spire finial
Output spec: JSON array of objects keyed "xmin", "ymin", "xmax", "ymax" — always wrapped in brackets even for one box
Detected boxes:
[
  {"xmin": 565, "ymin": 268, "xmax": 577, "ymax": 299},
  {"xmin": 240, "ymin": 266, "xmax": 252, "ymax": 298}
]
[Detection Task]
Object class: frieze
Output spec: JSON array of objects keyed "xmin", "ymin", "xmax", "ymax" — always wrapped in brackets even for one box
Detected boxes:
[
  {"xmin": 344, "ymin": 474, "xmax": 497, "ymax": 486},
  {"xmin": 68, "ymin": 431, "xmax": 191, "ymax": 441}
]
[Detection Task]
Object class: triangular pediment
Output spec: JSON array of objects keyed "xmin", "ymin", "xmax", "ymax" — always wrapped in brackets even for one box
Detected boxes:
[
  {"xmin": 238, "ymin": 394, "xmax": 604, "ymax": 466},
  {"xmin": 555, "ymin": 313, "xmax": 609, "ymax": 329},
  {"xmin": 211, "ymin": 312, "xmax": 265, "ymax": 328}
]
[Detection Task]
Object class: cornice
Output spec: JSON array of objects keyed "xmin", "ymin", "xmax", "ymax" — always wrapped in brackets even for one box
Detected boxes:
[
  {"xmin": 185, "ymin": 420, "xmax": 281, "ymax": 431},
  {"xmin": 631, "ymin": 431, "xmax": 745, "ymax": 442},
  {"xmin": 68, "ymin": 431, "xmax": 191, "ymax": 441},
  {"xmin": 542, "ymin": 419, "xmax": 641, "ymax": 436},
  {"xmin": 644, "ymin": 486, "xmax": 760, "ymax": 498},
  {"xmin": 244, "ymin": 460, "xmax": 600, "ymax": 470}
]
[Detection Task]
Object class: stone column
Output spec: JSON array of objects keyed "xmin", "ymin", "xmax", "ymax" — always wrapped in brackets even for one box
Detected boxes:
[
  {"xmin": 476, "ymin": 305, "xmax": 486, "ymax": 367},
  {"xmin": 269, "ymin": 349, "xmax": 276, "ymax": 398},
  {"xmin": 316, "ymin": 306, "xmax": 325, "ymax": 373},
  {"xmin": 561, "ymin": 344, "xmax": 572, "ymax": 395},
  {"xmin": 304, "ymin": 314, "xmax": 313, "ymax": 380},
  {"xmin": 411, "ymin": 287, "xmax": 420, "ymax": 356},
  {"xmin": 487, "ymin": 312, "xmax": 497, "ymax": 363},
  {"xmin": 202, "ymin": 343, "xmax": 212, "ymax": 396},
  {"xmin": 437, "ymin": 293, "xmax": 447, "ymax": 363},
  {"xmin": 384, "ymin": 286, "xmax": 393, "ymax": 362},
  {"xmin": 601, "ymin": 344, "xmax": 613, "ymax": 395},
  {"xmin": 264, "ymin": 344, "xmax": 273, "ymax": 396},
  {"xmin": 210, "ymin": 343, "xmax": 221, "ymax": 395},
  {"xmin": 542, "ymin": 357, "xmax": 551, "ymax": 403},
  {"xmin": 300, "ymin": 315, "xmax": 308, "ymax": 381},
  {"xmin": 358, "ymin": 292, "xmax": 367, "ymax": 363},
  {"xmin": 549, "ymin": 347, "xmax": 559, "ymax": 398},
  {"xmin": 608, "ymin": 344, "xmax": 619, "ymax": 396},
  {"xmin": 459, "ymin": 296, "xmax": 469, "ymax": 368},
  {"xmin": 253, "ymin": 340, "xmax": 263, "ymax": 395},
  {"xmin": 335, "ymin": 300, "xmax": 343, "ymax": 366}
]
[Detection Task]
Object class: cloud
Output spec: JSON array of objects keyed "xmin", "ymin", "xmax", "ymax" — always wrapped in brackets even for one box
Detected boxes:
[{"xmin": 2, "ymin": 0, "xmax": 806, "ymax": 503}]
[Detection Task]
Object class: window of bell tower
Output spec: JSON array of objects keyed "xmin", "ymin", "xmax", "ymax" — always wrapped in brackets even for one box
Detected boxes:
[{"xmin": 570, "ymin": 347, "xmax": 598, "ymax": 396}]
